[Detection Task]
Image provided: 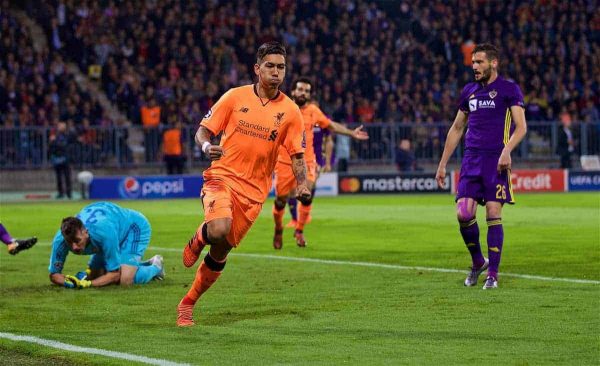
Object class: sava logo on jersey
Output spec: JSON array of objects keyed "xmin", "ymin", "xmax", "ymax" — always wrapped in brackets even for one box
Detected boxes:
[{"xmin": 469, "ymin": 99, "xmax": 496, "ymax": 112}]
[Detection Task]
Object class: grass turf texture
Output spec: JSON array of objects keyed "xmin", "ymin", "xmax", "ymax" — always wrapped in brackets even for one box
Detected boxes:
[{"xmin": 0, "ymin": 193, "xmax": 598, "ymax": 365}]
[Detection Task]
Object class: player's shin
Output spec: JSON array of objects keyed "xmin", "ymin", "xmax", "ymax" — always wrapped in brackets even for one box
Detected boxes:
[
  {"xmin": 133, "ymin": 264, "xmax": 161, "ymax": 284},
  {"xmin": 486, "ymin": 218, "xmax": 503, "ymax": 279},
  {"xmin": 0, "ymin": 223, "xmax": 13, "ymax": 245},
  {"xmin": 182, "ymin": 253, "xmax": 226, "ymax": 305},
  {"xmin": 296, "ymin": 199, "xmax": 312, "ymax": 231},
  {"xmin": 273, "ymin": 200, "xmax": 285, "ymax": 231},
  {"xmin": 287, "ymin": 197, "xmax": 298, "ymax": 221},
  {"xmin": 459, "ymin": 218, "xmax": 485, "ymax": 268}
]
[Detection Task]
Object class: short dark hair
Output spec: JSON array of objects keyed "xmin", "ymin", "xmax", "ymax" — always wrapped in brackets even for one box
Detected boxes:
[
  {"xmin": 472, "ymin": 43, "xmax": 499, "ymax": 61},
  {"xmin": 61, "ymin": 217, "xmax": 84, "ymax": 243},
  {"xmin": 256, "ymin": 41, "xmax": 286, "ymax": 64},
  {"xmin": 292, "ymin": 77, "xmax": 313, "ymax": 91}
]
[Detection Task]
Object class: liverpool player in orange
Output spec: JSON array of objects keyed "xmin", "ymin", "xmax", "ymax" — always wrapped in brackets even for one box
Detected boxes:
[
  {"xmin": 273, "ymin": 78, "xmax": 369, "ymax": 249},
  {"xmin": 177, "ymin": 42, "xmax": 310, "ymax": 327}
]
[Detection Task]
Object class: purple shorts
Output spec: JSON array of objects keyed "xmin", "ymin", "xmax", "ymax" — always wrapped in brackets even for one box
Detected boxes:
[{"xmin": 455, "ymin": 153, "xmax": 514, "ymax": 205}]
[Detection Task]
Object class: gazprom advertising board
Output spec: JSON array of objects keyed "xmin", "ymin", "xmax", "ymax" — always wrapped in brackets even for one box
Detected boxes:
[{"xmin": 90, "ymin": 175, "xmax": 203, "ymax": 199}]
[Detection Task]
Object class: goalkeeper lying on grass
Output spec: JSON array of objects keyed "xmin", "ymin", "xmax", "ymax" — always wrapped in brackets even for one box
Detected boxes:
[{"xmin": 48, "ymin": 201, "xmax": 164, "ymax": 289}]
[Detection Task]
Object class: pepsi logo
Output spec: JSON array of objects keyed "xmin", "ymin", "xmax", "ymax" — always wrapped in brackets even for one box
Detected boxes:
[{"xmin": 119, "ymin": 176, "xmax": 141, "ymax": 198}]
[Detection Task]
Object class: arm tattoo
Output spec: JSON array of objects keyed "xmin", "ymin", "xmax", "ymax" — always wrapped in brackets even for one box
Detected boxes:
[
  {"xmin": 195, "ymin": 126, "xmax": 213, "ymax": 147},
  {"xmin": 292, "ymin": 155, "xmax": 307, "ymax": 185}
]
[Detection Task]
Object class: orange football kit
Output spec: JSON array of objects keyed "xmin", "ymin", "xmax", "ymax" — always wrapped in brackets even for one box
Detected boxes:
[{"xmin": 200, "ymin": 85, "xmax": 305, "ymax": 246}]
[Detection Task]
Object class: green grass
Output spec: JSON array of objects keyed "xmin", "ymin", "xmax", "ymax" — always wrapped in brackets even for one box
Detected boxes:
[{"xmin": 0, "ymin": 193, "xmax": 598, "ymax": 365}]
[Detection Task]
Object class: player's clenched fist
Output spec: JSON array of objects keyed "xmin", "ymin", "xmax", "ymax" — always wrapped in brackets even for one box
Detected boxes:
[
  {"xmin": 202, "ymin": 142, "xmax": 225, "ymax": 161},
  {"xmin": 296, "ymin": 184, "xmax": 311, "ymax": 203}
]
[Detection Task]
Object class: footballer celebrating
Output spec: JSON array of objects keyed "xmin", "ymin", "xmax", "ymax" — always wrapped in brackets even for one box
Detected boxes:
[
  {"xmin": 177, "ymin": 42, "xmax": 310, "ymax": 326},
  {"xmin": 435, "ymin": 44, "xmax": 527, "ymax": 289}
]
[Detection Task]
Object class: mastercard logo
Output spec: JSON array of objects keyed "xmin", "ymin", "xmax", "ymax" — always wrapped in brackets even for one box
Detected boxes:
[{"xmin": 340, "ymin": 178, "xmax": 361, "ymax": 193}]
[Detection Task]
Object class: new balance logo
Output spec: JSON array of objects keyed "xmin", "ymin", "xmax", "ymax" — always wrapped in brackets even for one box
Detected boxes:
[{"xmin": 239, "ymin": 107, "xmax": 249, "ymax": 113}]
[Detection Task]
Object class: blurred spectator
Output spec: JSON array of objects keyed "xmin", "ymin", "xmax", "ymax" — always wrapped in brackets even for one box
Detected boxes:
[
  {"xmin": 161, "ymin": 120, "xmax": 186, "ymax": 175},
  {"xmin": 557, "ymin": 110, "xmax": 575, "ymax": 169},
  {"xmin": 395, "ymin": 139, "xmax": 416, "ymax": 172},
  {"xmin": 335, "ymin": 129, "xmax": 351, "ymax": 172},
  {"xmin": 141, "ymin": 97, "xmax": 161, "ymax": 162},
  {"xmin": 49, "ymin": 121, "xmax": 74, "ymax": 199}
]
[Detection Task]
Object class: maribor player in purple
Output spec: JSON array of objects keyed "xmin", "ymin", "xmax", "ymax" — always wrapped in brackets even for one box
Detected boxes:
[{"xmin": 435, "ymin": 43, "xmax": 527, "ymax": 289}]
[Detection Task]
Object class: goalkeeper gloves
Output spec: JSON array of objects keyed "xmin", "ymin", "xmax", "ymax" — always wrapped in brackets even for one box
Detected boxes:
[
  {"xmin": 64, "ymin": 275, "xmax": 92, "ymax": 289},
  {"xmin": 75, "ymin": 267, "xmax": 91, "ymax": 280}
]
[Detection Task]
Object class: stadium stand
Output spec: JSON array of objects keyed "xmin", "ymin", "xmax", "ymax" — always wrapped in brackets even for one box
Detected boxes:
[{"xmin": 1, "ymin": 0, "xmax": 598, "ymax": 169}]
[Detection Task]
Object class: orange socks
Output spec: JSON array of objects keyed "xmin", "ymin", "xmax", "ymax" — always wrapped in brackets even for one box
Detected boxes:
[
  {"xmin": 296, "ymin": 203, "xmax": 312, "ymax": 231},
  {"xmin": 181, "ymin": 253, "xmax": 226, "ymax": 305},
  {"xmin": 273, "ymin": 204, "xmax": 285, "ymax": 231}
]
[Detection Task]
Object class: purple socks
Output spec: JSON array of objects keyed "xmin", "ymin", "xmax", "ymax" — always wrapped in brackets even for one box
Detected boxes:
[
  {"xmin": 486, "ymin": 218, "xmax": 504, "ymax": 279},
  {"xmin": 0, "ymin": 223, "xmax": 14, "ymax": 245},
  {"xmin": 459, "ymin": 219, "xmax": 485, "ymax": 268}
]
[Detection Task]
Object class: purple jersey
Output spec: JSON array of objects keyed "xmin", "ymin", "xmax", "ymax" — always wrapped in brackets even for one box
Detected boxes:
[
  {"xmin": 458, "ymin": 76, "xmax": 524, "ymax": 154},
  {"xmin": 313, "ymin": 124, "xmax": 331, "ymax": 167}
]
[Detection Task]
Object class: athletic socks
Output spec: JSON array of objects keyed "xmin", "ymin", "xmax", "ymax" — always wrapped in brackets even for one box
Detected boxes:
[
  {"xmin": 459, "ymin": 218, "xmax": 485, "ymax": 268},
  {"xmin": 273, "ymin": 203, "xmax": 285, "ymax": 231},
  {"xmin": 296, "ymin": 203, "xmax": 312, "ymax": 231},
  {"xmin": 288, "ymin": 197, "xmax": 298, "ymax": 221},
  {"xmin": 486, "ymin": 218, "xmax": 504, "ymax": 279},
  {"xmin": 133, "ymin": 263, "xmax": 162, "ymax": 284},
  {"xmin": 181, "ymin": 253, "xmax": 226, "ymax": 305},
  {"xmin": 0, "ymin": 223, "xmax": 13, "ymax": 245}
]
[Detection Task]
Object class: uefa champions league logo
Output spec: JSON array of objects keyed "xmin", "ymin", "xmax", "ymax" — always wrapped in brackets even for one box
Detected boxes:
[{"xmin": 119, "ymin": 176, "xmax": 141, "ymax": 198}]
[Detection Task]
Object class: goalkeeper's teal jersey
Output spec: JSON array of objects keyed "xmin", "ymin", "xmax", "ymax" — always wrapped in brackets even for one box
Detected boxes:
[{"xmin": 49, "ymin": 201, "xmax": 149, "ymax": 274}]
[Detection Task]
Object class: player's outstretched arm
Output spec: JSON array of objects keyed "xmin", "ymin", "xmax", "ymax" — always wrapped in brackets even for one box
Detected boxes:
[
  {"xmin": 324, "ymin": 135, "xmax": 334, "ymax": 172},
  {"xmin": 436, "ymin": 110, "xmax": 468, "ymax": 188},
  {"xmin": 195, "ymin": 126, "xmax": 225, "ymax": 160},
  {"xmin": 328, "ymin": 121, "xmax": 369, "ymax": 140},
  {"xmin": 291, "ymin": 153, "xmax": 311, "ymax": 202},
  {"xmin": 498, "ymin": 106, "xmax": 527, "ymax": 171}
]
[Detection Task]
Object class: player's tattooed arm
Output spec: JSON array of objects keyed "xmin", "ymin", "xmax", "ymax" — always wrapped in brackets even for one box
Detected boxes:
[
  {"xmin": 195, "ymin": 126, "xmax": 225, "ymax": 160},
  {"xmin": 291, "ymin": 153, "xmax": 311, "ymax": 202}
]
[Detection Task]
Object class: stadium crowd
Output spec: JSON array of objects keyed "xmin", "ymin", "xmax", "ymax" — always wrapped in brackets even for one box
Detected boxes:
[
  {"xmin": 26, "ymin": 0, "xmax": 598, "ymax": 124},
  {"xmin": 0, "ymin": 4, "xmax": 118, "ymax": 166},
  {"xmin": 1, "ymin": 0, "xmax": 598, "ymax": 167}
]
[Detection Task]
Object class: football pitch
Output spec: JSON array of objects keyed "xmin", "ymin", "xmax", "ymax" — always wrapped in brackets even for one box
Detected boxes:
[{"xmin": 0, "ymin": 193, "xmax": 598, "ymax": 365}]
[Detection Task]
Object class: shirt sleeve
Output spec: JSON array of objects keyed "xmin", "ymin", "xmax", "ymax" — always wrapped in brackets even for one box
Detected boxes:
[
  {"xmin": 507, "ymin": 83, "xmax": 525, "ymax": 108},
  {"xmin": 200, "ymin": 89, "xmax": 235, "ymax": 135},
  {"xmin": 48, "ymin": 230, "xmax": 68, "ymax": 274},
  {"xmin": 457, "ymin": 84, "xmax": 474, "ymax": 113},
  {"xmin": 281, "ymin": 106, "xmax": 305, "ymax": 157},
  {"xmin": 313, "ymin": 105, "xmax": 331, "ymax": 129}
]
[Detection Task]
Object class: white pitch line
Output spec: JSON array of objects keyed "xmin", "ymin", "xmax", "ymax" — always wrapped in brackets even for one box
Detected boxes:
[
  {"xmin": 150, "ymin": 246, "xmax": 600, "ymax": 285},
  {"xmin": 0, "ymin": 332, "xmax": 191, "ymax": 366},
  {"xmin": 35, "ymin": 242, "xmax": 600, "ymax": 285}
]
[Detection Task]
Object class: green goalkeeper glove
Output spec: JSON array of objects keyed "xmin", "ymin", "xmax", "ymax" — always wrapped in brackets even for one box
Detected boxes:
[{"xmin": 64, "ymin": 275, "xmax": 92, "ymax": 289}]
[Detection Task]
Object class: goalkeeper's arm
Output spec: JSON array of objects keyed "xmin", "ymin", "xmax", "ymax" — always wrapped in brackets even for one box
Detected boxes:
[{"xmin": 50, "ymin": 270, "xmax": 120, "ymax": 288}]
